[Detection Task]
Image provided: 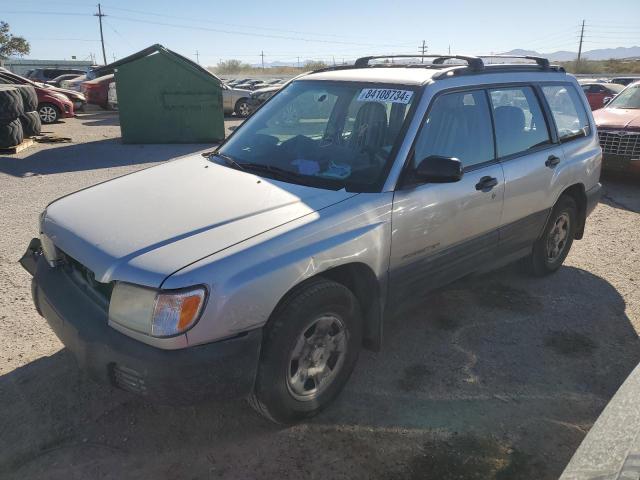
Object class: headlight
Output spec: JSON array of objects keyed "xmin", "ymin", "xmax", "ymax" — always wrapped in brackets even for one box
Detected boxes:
[{"xmin": 109, "ymin": 283, "xmax": 207, "ymax": 338}]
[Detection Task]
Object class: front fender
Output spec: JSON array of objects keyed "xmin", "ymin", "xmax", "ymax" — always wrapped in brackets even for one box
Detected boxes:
[{"xmin": 163, "ymin": 193, "xmax": 393, "ymax": 346}]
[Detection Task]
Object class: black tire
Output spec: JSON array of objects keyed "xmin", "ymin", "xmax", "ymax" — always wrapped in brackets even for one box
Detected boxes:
[
  {"xmin": 248, "ymin": 278, "xmax": 362, "ymax": 424},
  {"xmin": 234, "ymin": 98, "xmax": 251, "ymax": 117},
  {"xmin": 0, "ymin": 118, "xmax": 24, "ymax": 148},
  {"xmin": 38, "ymin": 103, "xmax": 59, "ymax": 124},
  {"xmin": 19, "ymin": 111, "xmax": 42, "ymax": 137},
  {"xmin": 12, "ymin": 84, "xmax": 38, "ymax": 111},
  {"xmin": 0, "ymin": 86, "xmax": 24, "ymax": 122},
  {"xmin": 525, "ymin": 195, "xmax": 577, "ymax": 276}
]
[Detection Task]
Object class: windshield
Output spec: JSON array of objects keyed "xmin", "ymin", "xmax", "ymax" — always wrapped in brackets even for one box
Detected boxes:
[
  {"xmin": 608, "ymin": 83, "xmax": 640, "ymax": 109},
  {"xmin": 216, "ymin": 80, "xmax": 417, "ymax": 191}
]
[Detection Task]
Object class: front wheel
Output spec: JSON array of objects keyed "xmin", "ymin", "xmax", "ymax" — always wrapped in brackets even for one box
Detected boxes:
[
  {"xmin": 248, "ymin": 278, "xmax": 362, "ymax": 424},
  {"xmin": 234, "ymin": 98, "xmax": 251, "ymax": 117},
  {"xmin": 525, "ymin": 195, "xmax": 577, "ymax": 276},
  {"xmin": 38, "ymin": 103, "xmax": 59, "ymax": 124}
]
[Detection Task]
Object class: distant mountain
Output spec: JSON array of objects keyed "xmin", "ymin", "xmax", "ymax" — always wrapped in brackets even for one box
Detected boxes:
[{"xmin": 501, "ymin": 46, "xmax": 640, "ymax": 61}]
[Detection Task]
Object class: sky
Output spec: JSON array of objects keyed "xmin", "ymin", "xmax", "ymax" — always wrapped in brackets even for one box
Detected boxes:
[{"xmin": 2, "ymin": 0, "xmax": 640, "ymax": 67}]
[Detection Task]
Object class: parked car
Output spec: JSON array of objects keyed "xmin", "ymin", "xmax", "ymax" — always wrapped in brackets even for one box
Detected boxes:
[
  {"xmin": 222, "ymin": 84, "xmax": 252, "ymax": 117},
  {"xmin": 21, "ymin": 54, "xmax": 601, "ymax": 424},
  {"xmin": 235, "ymin": 79, "xmax": 269, "ymax": 90},
  {"xmin": 46, "ymin": 73, "xmax": 83, "ymax": 88},
  {"xmin": 247, "ymin": 85, "xmax": 282, "ymax": 113},
  {"xmin": 0, "ymin": 69, "xmax": 75, "ymax": 123},
  {"xmin": 60, "ymin": 74, "xmax": 86, "ymax": 92},
  {"xmin": 108, "ymin": 82, "xmax": 117, "ymax": 110},
  {"xmin": 227, "ymin": 78, "xmax": 251, "ymax": 87},
  {"xmin": 593, "ymin": 81, "xmax": 640, "ymax": 173},
  {"xmin": 580, "ymin": 82, "xmax": 624, "ymax": 110},
  {"xmin": 81, "ymin": 74, "xmax": 115, "ymax": 109},
  {"xmin": 27, "ymin": 68, "xmax": 87, "ymax": 83},
  {"xmin": 610, "ymin": 77, "xmax": 640, "ymax": 87}
]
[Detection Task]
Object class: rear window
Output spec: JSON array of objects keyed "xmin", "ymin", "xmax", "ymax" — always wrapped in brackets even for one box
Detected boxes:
[{"xmin": 541, "ymin": 85, "xmax": 590, "ymax": 141}]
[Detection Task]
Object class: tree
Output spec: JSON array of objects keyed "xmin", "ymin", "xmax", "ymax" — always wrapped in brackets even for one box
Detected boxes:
[
  {"xmin": 0, "ymin": 21, "xmax": 30, "ymax": 59},
  {"xmin": 216, "ymin": 59, "xmax": 251, "ymax": 74},
  {"xmin": 303, "ymin": 60, "xmax": 327, "ymax": 70}
]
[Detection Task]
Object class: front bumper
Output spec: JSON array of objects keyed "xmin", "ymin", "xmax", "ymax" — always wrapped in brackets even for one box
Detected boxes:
[
  {"xmin": 602, "ymin": 153, "xmax": 640, "ymax": 174},
  {"xmin": 21, "ymin": 240, "xmax": 262, "ymax": 404}
]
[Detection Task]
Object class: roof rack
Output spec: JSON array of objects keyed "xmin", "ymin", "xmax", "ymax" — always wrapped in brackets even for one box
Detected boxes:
[
  {"xmin": 479, "ymin": 55, "xmax": 550, "ymax": 69},
  {"xmin": 354, "ymin": 54, "xmax": 484, "ymax": 70}
]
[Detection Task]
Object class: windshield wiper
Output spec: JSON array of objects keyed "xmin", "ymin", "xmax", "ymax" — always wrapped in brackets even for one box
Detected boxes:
[
  {"xmin": 239, "ymin": 162, "xmax": 302, "ymax": 181},
  {"xmin": 203, "ymin": 151, "xmax": 246, "ymax": 171}
]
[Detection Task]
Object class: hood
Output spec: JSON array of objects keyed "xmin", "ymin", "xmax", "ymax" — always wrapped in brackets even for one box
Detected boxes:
[
  {"xmin": 593, "ymin": 108, "xmax": 640, "ymax": 130},
  {"xmin": 49, "ymin": 85, "xmax": 85, "ymax": 101},
  {"xmin": 43, "ymin": 155, "xmax": 357, "ymax": 287}
]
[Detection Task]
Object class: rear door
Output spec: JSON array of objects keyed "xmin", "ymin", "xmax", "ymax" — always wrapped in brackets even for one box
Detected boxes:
[
  {"xmin": 489, "ymin": 85, "xmax": 565, "ymax": 256},
  {"xmin": 389, "ymin": 89, "xmax": 504, "ymax": 303}
]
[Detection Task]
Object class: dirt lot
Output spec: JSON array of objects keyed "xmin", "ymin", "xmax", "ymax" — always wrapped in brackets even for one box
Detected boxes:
[{"xmin": 1, "ymin": 110, "xmax": 639, "ymax": 480}]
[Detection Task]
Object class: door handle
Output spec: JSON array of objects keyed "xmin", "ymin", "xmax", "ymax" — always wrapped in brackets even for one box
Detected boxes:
[
  {"xmin": 545, "ymin": 155, "xmax": 561, "ymax": 168},
  {"xmin": 475, "ymin": 176, "xmax": 498, "ymax": 191}
]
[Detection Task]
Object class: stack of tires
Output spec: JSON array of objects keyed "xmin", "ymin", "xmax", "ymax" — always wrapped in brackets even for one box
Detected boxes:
[{"xmin": 0, "ymin": 84, "xmax": 41, "ymax": 148}]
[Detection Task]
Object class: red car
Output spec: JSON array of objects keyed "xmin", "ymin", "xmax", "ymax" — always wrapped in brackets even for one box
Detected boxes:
[
  {"xmin": 593, "ymin": 81, "xmax": 640, "ymax": 173},
  {"xmin": 0, "ymin": 68, "xmax": 78, "ymax": 123},
  {"xmin": 82, "ymin": 74, "xmax": 114, "ymax": 109},
  {"xmin": 580, "ymin": 82, "xmax": 624, "ymax": 111}
]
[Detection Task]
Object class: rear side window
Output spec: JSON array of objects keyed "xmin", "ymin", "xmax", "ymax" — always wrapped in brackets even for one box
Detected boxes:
[
  {"xmin": 541, "ymin": 85, "xmax": 590, "ymax": 141},
  {"xmin": 413, "ymin": 90, "xmax": 494, "ymax": 169},
  {"xmin": 489, "ymin": 87, "xmax": 551, "ymax": 158}
]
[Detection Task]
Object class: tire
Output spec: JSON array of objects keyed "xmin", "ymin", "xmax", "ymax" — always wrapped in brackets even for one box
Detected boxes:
[
  {"xmin": 248, "ymin": 278, "xmax": 362, "ymax": 424},
  {"xmin": 525, "ymin": 195, "xmax": 577, "ymax": 276},
  {"xmin": 12, "ymin": 84, "xmax": 38, "ymax": 111},
  {"xmin": 0, "ymin": 118, "xmax": 24, "ymax": 148},
  {"xmin": 0, "ymin": 86, "xmax": 24, "ymax": 122},
  {"xmin": 234, "ymin": 98, "xmax": 251, "ymax": 117},
  {"xmin": 19, "ymin": 111, "xmax": 41, "ymax": 137},
  {"xmin": 38, "ymin": 103, "xmax": 59, "ymax": 124}
]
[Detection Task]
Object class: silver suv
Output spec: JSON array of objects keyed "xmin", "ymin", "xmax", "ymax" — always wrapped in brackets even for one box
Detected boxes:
[{"xmin": 21, "ymin": 55, "xmax": 602, "ymax": 423}]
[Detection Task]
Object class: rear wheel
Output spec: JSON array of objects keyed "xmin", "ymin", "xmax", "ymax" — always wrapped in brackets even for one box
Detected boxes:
[
  {"xmin": 38, "ymin": 103, "xmax": 59, "ymax": 124},
  {"xmin": 525, "ymin": 195, "xmax": 577, "ymax": 276},
  {"xmin": 248, "ymin": 278, "xmax": 362, "ymax": 424}
]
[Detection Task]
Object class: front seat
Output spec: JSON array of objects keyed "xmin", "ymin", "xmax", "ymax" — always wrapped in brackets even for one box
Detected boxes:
[
  {"xmin": 349, "ymin": 102, "xmax": 388, "ymax": 152},
  {"xmin": 493, "ymin": 105, "xmax": 527, "ymax": 156}
]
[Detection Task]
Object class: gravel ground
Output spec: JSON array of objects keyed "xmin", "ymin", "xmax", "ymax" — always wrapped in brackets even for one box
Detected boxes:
[{"xmin": 0, "ymin": 110, "xmax": 639, "ymax": 480}]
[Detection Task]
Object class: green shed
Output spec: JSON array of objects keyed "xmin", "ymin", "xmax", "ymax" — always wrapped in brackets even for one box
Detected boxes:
[{"xmin": 111, "ymin": 44, "xmax": 224, "ymax": 144}]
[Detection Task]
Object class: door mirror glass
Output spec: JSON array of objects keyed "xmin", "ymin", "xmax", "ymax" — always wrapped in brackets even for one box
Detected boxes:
[{"xmin": 415, "ymin": 155, "xmax": 463, "ymax": 183}]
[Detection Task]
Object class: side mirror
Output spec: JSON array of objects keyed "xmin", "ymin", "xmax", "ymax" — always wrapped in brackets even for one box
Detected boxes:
[
  {"xmin": 415, "ymin": 155, "xmax": 463, "ymax": 183},
  {"xmin": 603, "ymin": 96, "xmax": 613, "ymax": 106}
]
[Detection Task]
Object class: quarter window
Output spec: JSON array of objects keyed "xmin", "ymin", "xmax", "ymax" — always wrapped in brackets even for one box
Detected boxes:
[
  {"xmin": 413, "ymin": 90, "xmax": 494, "ymax": 169},
  {"xmin": 541, "ymin": 85, "xmax": 590, "ymax": 141},
  {"xmin": 489, "ymin": 87, "xmax": 551, "ymax": 157}
]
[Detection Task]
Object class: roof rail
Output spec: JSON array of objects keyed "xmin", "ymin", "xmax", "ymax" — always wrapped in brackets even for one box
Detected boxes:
[
  {"xmin": 354, "ymin": 54, "xmax": 484, "ymax": 70},
  {"xmin": 480, "ymin": 55, "xmax": 550, "ymax": 69}
]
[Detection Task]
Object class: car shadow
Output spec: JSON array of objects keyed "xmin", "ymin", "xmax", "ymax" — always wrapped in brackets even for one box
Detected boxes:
[
  {"xmin": 600, "ymin": 174, "xmax": 640, "ymax": 213},
  {"xmin": 1, "ymin": 265, "xmax": 638, "ymax": 479},
  {"xmin": 0, "ymin": 139, "xmax": 212, "ymax": 178},
  {"xmin": 75, "ymin": 111, "xmax": 120, "ymax": 127}
]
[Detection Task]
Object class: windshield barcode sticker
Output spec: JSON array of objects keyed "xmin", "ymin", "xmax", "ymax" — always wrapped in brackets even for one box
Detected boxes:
[{"xmin": 357, "ymin": 88, "xmax": 413, "ymax": 104}]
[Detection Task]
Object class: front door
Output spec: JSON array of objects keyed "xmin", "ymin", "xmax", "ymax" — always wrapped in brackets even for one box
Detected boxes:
[{"xmin": 389, "ymin": 89, "xmax": 504, "ymax": 304}]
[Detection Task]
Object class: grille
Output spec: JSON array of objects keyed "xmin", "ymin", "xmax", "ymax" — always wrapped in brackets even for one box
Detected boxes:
[
  {"xmin": 598, "ymin": 130, "xmax": 640, "ymax": 157},
  {"xmin": 61, "ymin": 251, "xmax": 114, "ymax": 304}
]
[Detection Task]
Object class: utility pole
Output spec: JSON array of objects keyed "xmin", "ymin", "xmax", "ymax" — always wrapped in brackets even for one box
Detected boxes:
[
  {"xmin": 195, "ymin": 50, "xmax": 200, "ymax": 64},
  {"xmin": 448, "ymin": 45, "xmax": 451, "ymax": 55},
  {"xmin": 112, "ymin": 53, "xmax": 116, "ymax": 62},
  {"xmin": 577, "ymin": 19, "xmax": 585, "ymax": 72},
  {"xmin": 297, "ymin": 56, "xmax": 300, "ymax": 68},
  {"xmin": 419, "ymin": 40, "xmax": 427, "ymax": 63},
  {"xmin": 94, "ymin": 3, "xmax": 107, "ymax": 65},
  {"xmin": 260, "ymin": 50, "xmax": 265, "ymax": 70}
]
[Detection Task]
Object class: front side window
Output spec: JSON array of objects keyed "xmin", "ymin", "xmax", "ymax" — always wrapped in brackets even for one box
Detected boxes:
[
  {"xmin": 607, "ymin": 83, "xmax": 640, "ymax": 109},
  {"xmin": 413, "ymin": 90, "xmax": 494, "ymax": 169},
  {"xmin": 541, "ymin": 85, "xmax": 591, "ymax": 141},
  {"xmin": 217, "ymin": 81, "xmax": 417, "ymax": 191},
  {"xmin": 489, "ymin": 86, "xmax": 551, "ymax": 157}
]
